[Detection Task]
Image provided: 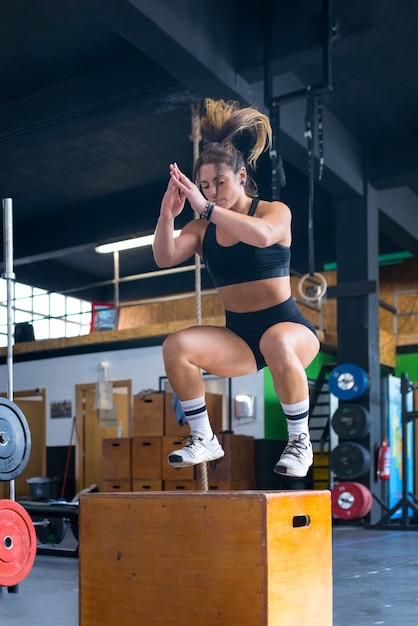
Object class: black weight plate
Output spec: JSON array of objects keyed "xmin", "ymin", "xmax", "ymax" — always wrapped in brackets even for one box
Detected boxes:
[
  {"xmin": 70, "ymin": 520, "xmax": 79, "ymax": 542},
  {"xmin": 331, "ymin": 404, "xmax": 371, "ymax": 440},
  {"xmin": 0, "ymin": 398, "xmax": 31, "ymax": 481},
  {"xmin": 330, "ymin": 442, "xmax": 371, "ymax": 479},
  {"xmin": 34, "ymin": 517, "xmax": 67, "ymax": 545}
]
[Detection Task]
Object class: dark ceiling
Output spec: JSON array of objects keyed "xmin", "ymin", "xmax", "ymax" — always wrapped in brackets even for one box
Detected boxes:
[{"xmin": 1, "ymin": 0, "xmax": 418, "ymax": 304}]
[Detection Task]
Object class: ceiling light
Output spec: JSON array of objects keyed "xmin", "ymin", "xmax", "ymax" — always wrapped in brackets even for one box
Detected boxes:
[{"xmin": 95, "ymin": 231, "xmax": 181, "ymax": 254}]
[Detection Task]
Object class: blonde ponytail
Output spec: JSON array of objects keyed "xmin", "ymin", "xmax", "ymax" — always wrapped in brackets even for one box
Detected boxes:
[{"xmin": 200, "ymin": 99, "xmax": 272, "ymax": 169}]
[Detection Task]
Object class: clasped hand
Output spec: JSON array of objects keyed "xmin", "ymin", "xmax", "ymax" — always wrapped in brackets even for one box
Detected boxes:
[{"xmin": 169, "ymin": 163, "xmax": 206, "ymax": 214}]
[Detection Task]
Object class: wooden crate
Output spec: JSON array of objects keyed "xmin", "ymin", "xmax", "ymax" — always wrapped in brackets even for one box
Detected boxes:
[
  {"xmin": 132, "ymin": 480, "xmax": 163, "ymax": 491},
  {"xmin": 133, "ymin": 393, "xmax": 164, "ymax": 437},
  {"xmin": 204, "ymin": 479, "xmax": 256, "ymax": 491},
  {"xmin": 131, "ymin": 437, "xmax": 162, "ymax": 480},
  {"xmin": 102, "ymin": 479, "xmax": 131, "ymax": 492},
  {"xmin": 102, "ymin": 438, "xmax": 131, "ymax": 480},
  {"xmin": 79, "ymin": 491, "xmax": 332, "ymax": 625},
  {"xmin": 206, "ymin": 434, "xmax": 254, "ymax": 481},
  {"xmin": 163, "ymin": 392, "xmax": 190, "ymax": 437},
  {"xmin": 161, "ymin": 436, "xmax": 196, "ymax": 481},
  {"xmin": 163, "ymin": 480, "xmax": 197, "ymax": 491},
  {"xmin": 164, "ymin": 392, "xmax": 223, "ymax": 436}
]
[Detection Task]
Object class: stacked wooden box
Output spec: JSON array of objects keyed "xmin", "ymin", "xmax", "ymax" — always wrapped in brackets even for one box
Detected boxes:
[
  {"xmin": 102, "ymin": 438, "xmax": 132, "ymax": 492},
  {"xmin": 102, "ymin": 391, "xmax": 255, "ymax": 491}
]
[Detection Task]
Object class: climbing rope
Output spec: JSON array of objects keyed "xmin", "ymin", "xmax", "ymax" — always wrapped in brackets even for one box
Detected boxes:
[
  {"xmin": 191, "ymin": 101, "xmax": 203, "ymax": 327},
  {"xmin": 190, "ymin": 101, "xmax": 208, "ymax": 491}
]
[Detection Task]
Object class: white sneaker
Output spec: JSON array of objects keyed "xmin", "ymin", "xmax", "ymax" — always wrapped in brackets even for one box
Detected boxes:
[
  {"xmin": 274, "ymin": 433, "xmax": 313, "ymax": 478},
  {"xmin": 168, "ymin": 434, "xmax": 225, "ymax": 468}
]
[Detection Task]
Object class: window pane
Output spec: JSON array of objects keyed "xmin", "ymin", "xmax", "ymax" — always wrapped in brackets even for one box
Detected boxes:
[
  {"xmin": 50, "ymin": 293, "xmax": 66, "ymax": 318},
  {"xmin": 0, "ymin": 281, "xmax": 93, "ymax": 341},
  {"xmin": 14, "ymin": 311, "xmax": 32, "ymax": 324},
  {"xmin": 0, "ymin": 306, "xmax": 7, "ymax": 325},
  {"xmin": 50, "ymin": 318, "xmax": 66, "ymax": 338},
  {"xmin": 14, "ymin": 297, "xmax": 33, "ymax": 313},
  {"xmin": 65, "ymin": 321, "xmax": 81, "ymax": 337},
  {"xmin": 81, "ymin": 311, "xmax": 91, "ymax": 324},
  {"xmin": 14, "ymin": 283, "xmax": 32, "ymax": 299},
  {"xmin": 32, "ymin": 319, "xmax": 50, "ymax": 340},
  {"xmin": 0, "ymin": 280, "xmax": 7, "ymax": 302},
  {"xmin": 33, "ymin": 287, "xmax": 47, "ymax": 296},
  {"xmin": 33, "ymin": 293, "xmax": 50, "ymax": 315},
  {"xmin": 66, "ymin": 297, "xmax": 81, "ymax": 315}
]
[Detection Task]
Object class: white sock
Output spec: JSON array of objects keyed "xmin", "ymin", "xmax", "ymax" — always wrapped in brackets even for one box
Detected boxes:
[
  {"xmin": 180, "ymin": 396, "xmax": 213, "ymax": 439},
  {"xmin": 281, "ymin": 398, "xmax": 310, "ymax": 440}
]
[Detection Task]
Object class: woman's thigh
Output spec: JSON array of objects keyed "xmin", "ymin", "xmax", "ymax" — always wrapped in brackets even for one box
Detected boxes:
[
  {"xmin": 260, "ymin": 321, "xmax": 320, "ymax": 369},
  {"xmin": 163, "ymin": 325, "xmax": 258, "ymax": 377}
]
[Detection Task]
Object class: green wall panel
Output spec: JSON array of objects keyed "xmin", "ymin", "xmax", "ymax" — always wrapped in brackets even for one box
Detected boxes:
[
  {"xmin": 264, "ymin": 351, "xmax": 336, "ymax": 439},
  {"xmin": 395, "ymin": 353, "xmax": 418, "ymax": 382}
]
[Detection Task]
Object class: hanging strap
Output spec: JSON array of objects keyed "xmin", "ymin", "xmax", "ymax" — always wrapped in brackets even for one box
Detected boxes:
[
  {"xmin": 269, "ymin": 105, "xmax": 286, "ymax": 201},
  {"xmin": 304, "ymin": 87, "xmax": 326, "ymax": 276},
  {"xmin": 304, "ymin": 87, "xmax": 316, "ymax": 277},
  {"xmin": 317, "ymin": 95, "xmax": 324, "ymax": 181}
]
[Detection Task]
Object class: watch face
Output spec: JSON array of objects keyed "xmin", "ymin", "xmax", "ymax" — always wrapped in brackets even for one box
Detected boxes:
[{"xmin": 337, "ymin": 372, "xmax": 355, "ymax": 391}]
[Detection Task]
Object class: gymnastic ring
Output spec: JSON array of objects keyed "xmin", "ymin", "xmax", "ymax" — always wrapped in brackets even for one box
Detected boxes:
[{"xmin": 297, "ymin": 272, "xmax": 327, "ymax": 303}]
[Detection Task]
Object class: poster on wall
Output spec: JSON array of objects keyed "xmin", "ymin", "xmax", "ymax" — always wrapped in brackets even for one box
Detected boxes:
[
  {"xmin": 387, "ymin": 375, "xmax": 414, "ymax": 519},
  {"xmin": 50, "ymin": 400, "xmax": 72, "ymax": 419}
]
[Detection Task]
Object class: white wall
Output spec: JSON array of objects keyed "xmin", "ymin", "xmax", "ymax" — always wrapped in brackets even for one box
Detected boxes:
[{"xmin": 0, "ymin": 344, "xmax": 264, "ymax": 446}]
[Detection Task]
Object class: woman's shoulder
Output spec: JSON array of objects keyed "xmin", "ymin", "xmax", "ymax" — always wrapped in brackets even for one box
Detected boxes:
[
  {"xmin": 255, "ymin": 198, "xmax": 291, "ymax": 216},
  {"xmin": 182, "ymin": 217, "xmax": 210, "ymax": 233},
  {"xmin": 182, "ymin": 216, "xmax": 210, "ymax": 248}
]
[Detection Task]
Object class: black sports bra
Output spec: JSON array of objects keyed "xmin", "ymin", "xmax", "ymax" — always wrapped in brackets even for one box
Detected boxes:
[{"xmin": 201, "ymin": 198, "xmax": 290, "ymax": 288}]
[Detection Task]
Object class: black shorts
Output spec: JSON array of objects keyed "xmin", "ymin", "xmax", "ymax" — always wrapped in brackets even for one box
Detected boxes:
[{"xmin": 225, "ymin": 297, "xmax": 317, "ymax": 371}]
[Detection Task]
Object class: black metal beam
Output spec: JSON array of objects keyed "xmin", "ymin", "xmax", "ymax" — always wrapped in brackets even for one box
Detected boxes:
[
  {"xmin": 114, "ymin": 0, "xmax": 254, "ymax": 103},
  {"xmin": 376, "ymin": 187, "xmax": 418, "ymax": 257},
  {"xmin": 335, "ymin": 192, "xmax": 383, "ymax": 525}
]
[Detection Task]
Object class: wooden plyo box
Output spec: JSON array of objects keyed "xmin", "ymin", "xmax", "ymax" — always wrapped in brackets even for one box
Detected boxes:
[
  {"xmin": 102, "ymin": 438, "xmax": 131, "ymax": 480},
  {"xmin": 163, "ymin": 480, "xmax": 197, "ymax": 491},
  {"xmin": 79, "ymin": 491, "xmax": 332, "ymax": 626},
  {"xmin": 131, "ymin": 436, "xmax": 162, "ymax": 480},
  {"xmin": 133, "ymin": 393, "xmax": 164, "ymax": 437},
  {"xmin": 102, "ymin": 479, "xmax": 132, "ymax": 492},
  {"xmin": 132, "ymin": 480, "xmax": 162, "ymax": 491},
  {"xmin": 164, "ymin": 392, "xmax": 223, "ymax": 436},
  {"xmin": 207, "ymin": 433, "xmax": 254, "ymax": 481}
]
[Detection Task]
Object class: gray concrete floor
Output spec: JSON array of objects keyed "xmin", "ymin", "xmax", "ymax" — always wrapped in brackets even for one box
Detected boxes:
[
  {"xmin": 1, "ymin": 523, "xmax": 418, "ymax": 625},
  {"xmin": 332, "ymin": 525, "xmax": 418, "ymax": 626}
]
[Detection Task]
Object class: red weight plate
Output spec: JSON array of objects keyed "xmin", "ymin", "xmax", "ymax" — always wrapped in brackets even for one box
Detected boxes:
[
  {"xmin": 0, "ymin": 499, "xmax": 37, "ymax": 587},
  {"xmin": 357, "ymin": 484, "xmax": 373, "ymax": 518},
  {"xmin": 331, "ymin": 482, "xmax": 372, "ymax": 520}
]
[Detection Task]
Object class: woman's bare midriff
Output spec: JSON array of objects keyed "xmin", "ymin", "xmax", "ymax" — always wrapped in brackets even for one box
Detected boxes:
[{"xmin": 217, "ymin": 276, "xmax": 292, "ymax": 313}]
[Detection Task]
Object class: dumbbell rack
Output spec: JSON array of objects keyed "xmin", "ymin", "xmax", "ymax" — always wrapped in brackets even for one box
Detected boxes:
[{"xmin": 367, "ymin": 372, "xmax": 418, "ymax": 530}]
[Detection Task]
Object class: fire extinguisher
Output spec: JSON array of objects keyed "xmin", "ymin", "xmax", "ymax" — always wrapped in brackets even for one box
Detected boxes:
[{"xmin": 377, "ymin": 438, "xmax": 391, "ymax": 480}]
